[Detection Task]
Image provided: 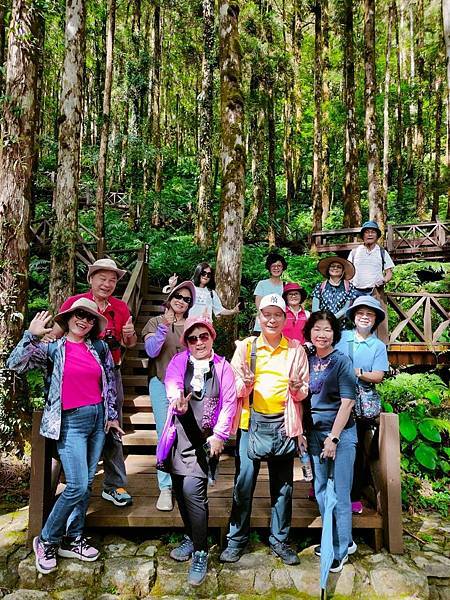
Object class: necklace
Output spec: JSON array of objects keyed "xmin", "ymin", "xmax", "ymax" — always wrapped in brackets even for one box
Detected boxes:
[{"xmin": 309, "ymin": 352, "xmax": 337, "ymax": 394}]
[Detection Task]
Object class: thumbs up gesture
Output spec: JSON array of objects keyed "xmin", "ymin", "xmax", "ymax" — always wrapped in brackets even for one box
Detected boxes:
[{"xmin": 122, "ymin": 316, "xmax": 136, "ymax": 339}]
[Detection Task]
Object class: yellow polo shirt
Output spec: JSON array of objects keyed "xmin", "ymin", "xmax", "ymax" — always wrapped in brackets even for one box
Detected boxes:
[{"xmin": 239, "ymin": 335, "xmax": 289, "ymax": 429}]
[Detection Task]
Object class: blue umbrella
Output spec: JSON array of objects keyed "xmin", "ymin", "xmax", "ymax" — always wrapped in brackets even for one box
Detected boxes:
[{"xmin": 319, "ymin": 459, "xmax": 337, "ymax": 599}]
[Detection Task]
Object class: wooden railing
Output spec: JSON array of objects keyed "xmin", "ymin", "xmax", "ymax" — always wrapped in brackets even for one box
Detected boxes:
[{"xmin": 122, "ymin": 244, "xmax": 149, "ymax": 319}]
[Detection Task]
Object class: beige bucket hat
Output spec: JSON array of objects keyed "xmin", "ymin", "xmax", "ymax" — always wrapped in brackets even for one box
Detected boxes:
[
  {"xmin": 87, "ymin": 258, "xmax": 126, "ymax": 282},
  {"xmin": 54, "ymin": 298, "xmax": 108, "ymax": 332}
]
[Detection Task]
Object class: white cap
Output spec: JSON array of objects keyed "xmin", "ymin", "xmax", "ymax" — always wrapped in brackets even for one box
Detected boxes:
[{"xmin": 259, "ymin": 293, "xmax": 286, "ymax": 313}]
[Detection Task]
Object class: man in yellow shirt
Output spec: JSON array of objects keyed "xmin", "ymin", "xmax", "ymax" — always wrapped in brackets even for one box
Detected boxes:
[{"xmin": 220, "ymin": 294, "xmax": 309, "ymax": 565}]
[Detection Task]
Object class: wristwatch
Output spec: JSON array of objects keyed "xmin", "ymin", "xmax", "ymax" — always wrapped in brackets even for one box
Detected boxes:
[{"xmin": 329, "ymin": 436, "xmax": 340, "ymax": 445}]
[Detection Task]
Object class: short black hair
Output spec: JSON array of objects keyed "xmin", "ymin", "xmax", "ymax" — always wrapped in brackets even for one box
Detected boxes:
[
  {"xmin": 303, "ymin": 310, "xmax": 342, "ymax": 346},
  {"xmin": 59, "ymin": 313, "xmax": 102, "ymax": 341},
  {"xmin": 265, "ymin": 252, "xmax": 287, "ymax": 271},
  {"xmin": 192, "ymin": 262, "xmax": 216, "ymax": 289}
]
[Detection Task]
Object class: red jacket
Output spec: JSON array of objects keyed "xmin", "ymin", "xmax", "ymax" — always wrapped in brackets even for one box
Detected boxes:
[{"xmin": 282, "ymin": 307, "xmax": 310, "ymax": 344}]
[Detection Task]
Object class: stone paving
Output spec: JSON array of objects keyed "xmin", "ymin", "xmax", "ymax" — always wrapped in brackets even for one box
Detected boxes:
[{"xmin": 0, "ymin": 507, "xmax": 449, "ymax": 599}]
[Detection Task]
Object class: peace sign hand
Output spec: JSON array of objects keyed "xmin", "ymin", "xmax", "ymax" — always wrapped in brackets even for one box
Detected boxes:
[
  {"xmin": 242, "ymin": 362, "xmax": 255, "ymax": 388},
  {"xmin": 174, "ymin": 390, "xmax": 191, "ymax": 415},
  {"xmin": 28, "ymin": 311, "xmax": 54, "ymax": 338}
]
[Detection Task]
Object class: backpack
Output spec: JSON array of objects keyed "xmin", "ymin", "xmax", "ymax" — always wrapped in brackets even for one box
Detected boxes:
[{"xmin": 320, "ymin": 279, "xmax": 350, "ymax": 293}]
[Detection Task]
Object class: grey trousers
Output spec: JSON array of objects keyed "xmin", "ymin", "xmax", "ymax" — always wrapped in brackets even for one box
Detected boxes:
[{"xmin": 102, "ymin": 369, "xmax": 127, "ymax": 490}]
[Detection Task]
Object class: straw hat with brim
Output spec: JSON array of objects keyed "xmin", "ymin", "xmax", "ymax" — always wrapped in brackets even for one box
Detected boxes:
[
  {"xmin": 318, "ymin": 256, "xmax": 355, "ymax": 281},
  {"xmin": 167, "ymin": 281, "xmax": 196, "ymax": 306},
  {"xmin": 181, "ymin": 316, "xmax": 216, "ymax": 345},
  {"xmin": 282, "ymin": 282, "xmax": 307, "ymax": 304},
  {"xmin": 54, "ymin": 298, "xmax": 108, "ymax": 332},
  {"xmin": 346, "ymin": 295, "xmax": 386, "ymax": 327},
  {"xmin": 87, "ymin": 258, "xmax": 126, "ymax": 282}
]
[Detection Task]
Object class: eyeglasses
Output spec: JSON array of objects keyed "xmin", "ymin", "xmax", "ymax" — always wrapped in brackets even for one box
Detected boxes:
[
  {"xmin": 173, "ymin": 293, "xmax": 192, "ymax": 305},
  {"xmin": 186, "ymin": 332, "xmax": 211, "ymax": 344},
  {"xmin": 73, "ymin": 309, "xmax": 96, "ymax": 323},
  {"xmin": 200, "ymin": 270, "xmax": 212, "ymax": 278},
  {"xmin": 329, "ymin": 263, "xmax": 343, "ymax": 269},
  {"xmin": 287, "ymin": 292, "xmax": 301, "ymax": 297}
]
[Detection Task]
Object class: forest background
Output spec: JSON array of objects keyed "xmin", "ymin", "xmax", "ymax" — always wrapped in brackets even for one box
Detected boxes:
[{"xmin": 0, "ymin": 0, "xmax": 450, "ymax": 511}]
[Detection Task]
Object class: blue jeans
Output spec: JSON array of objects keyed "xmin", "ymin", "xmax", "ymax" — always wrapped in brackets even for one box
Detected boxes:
[
  {"xmin": 227, "ymin": 429, "xmax": 294, "ymax": 548},
  {"xmin": 308, "ymin": 425, "xmax": 357, "ymax": 561},
  {"xmin": 41, "ymin": 403, "xmax": 105, "ymax": 544},
  {"xmin": 149, "ymin": 376, "xmax": 172, "ymax": 490}
]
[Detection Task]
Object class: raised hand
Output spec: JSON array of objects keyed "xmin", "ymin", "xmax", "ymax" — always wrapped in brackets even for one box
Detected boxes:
[
  {"xmin": 122, "ymin": 316, "xmax": 136, "ymax": 338},
  {"xmin": 28, "ymin": 311, "xmax": 54, "ymax": 338},
  {"xmin": 174, "ymin": 390, "xmax": 191, "ymax": 414},
  {"xmin": 232, "ymin": 303, "xmax": 240, "ymax": 314},
  {"xmin": 168, "ymin": 273, "xmax": 178, "ymax": 288},
  {"xmin": 242, "ymin": 362, "xmax": 255, "ymax": 388},
  {"xmin": 162, "ymin": 307, "xmax": 176, "ymax": 326}
]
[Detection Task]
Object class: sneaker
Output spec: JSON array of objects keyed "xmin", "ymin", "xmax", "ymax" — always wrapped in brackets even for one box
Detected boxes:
[
  {"xmin": 170, "ymin": 536, "xmax": 194, "ymax": 562},
  {"xmin": 270, "ymin": 541, "xmax": 300, "ymax": 565},
  {"xmin": 33, "ymin": 536, "xmax": 58, "ymax": 575},
  {"xmin": 329, "ymin": 554, "xmax": 349, "ymax": 573},
  {"xmin": 102, "ymin": 487, "xmax": 133, "ymax": 507},
  {"xmin": 308, "ymin": 485, "xmax": 316, "ymax": 501},
  {"xmin": 188, "ymin": 550, "xmax": 208, "ymax": 586},
  {"xmin": 156, "ymin": 488, "xmax": 173, "ymax": 511},
  {"xmin": 314, "ymin": 541, "xmax": 357, "ymax": 557},
  {"xmin": 219, "ymin": 545, "xmax": 244, "ymax": 563},
  {"xmin": 351, "ymin": 500, "xmax": 363, "ymax": 514},
  {"xmin": 58, "ymin": 535, "xmax": 100, "ymax": 561}
]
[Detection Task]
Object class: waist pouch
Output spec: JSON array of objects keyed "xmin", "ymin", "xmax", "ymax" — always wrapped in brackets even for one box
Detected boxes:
[{"xmin": 247, "ymin": 411, "xmax": 297, "ymax": 461}]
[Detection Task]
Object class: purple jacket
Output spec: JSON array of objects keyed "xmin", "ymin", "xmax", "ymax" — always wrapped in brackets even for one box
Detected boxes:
[{"xmin": 156, "ymin": 351, "xmax": 237, "ymax": 465}]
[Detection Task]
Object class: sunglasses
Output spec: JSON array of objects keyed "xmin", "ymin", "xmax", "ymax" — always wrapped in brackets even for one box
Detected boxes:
[
  {"xmin": 186, "ymin": 332, "xmax": 211, "ymax": 344},
  {"xmin": 173, "ymin": 293, "xmax": 192, "ymax": 305},
  {"xmin": 200, "ymin": 270, "xmax": 212, "ymax": 278},
  {"xmin": 73, "ymin": 309, "xmax": 96, "ymax": 323}
]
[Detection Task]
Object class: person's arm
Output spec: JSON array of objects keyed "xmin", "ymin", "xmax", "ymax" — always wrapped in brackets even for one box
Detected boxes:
[
  {"xmin": 383, "ymin": 268, "xmax": 393, "ymax": 284},
  {"xmin": 335, "ymin": 298, "xmax": 351, "ymax": 320},
  {"xmin": 311, "ymin": 297, "xmax": 320, "ymax": 312},
  {"xmin": 321, "ymin": 398, "xmax": 355, "ymax": 459},
  {"xmin": 230, "ymin": 339, "xmax": 255, "ymax": 398},
  {"xmin": 255, "ymin": 295, "xmax": 262, "ymax": 310},
  {"xmin": 356, "ymin": 369, "xmax": 385, "ymax": 384},
  {"xmin": 288, "ymin": 345, "xmax": 309, "ymax": 401},
  {"xmin": 210, "ymin": 361, "xmax": 238, "ymax": 450},
  {"xmin": 213, "ymin": 290, "xmax": 239, "ymax": 317},
  {"xmin": 6, "ymin": 312, "xmax": 52, "ymax": 373},
  {"xmin": 164, "ymin": 351, "xmax": 189, "ymax": 406},
  {"xmin": 121, "ymin": 310, "xmax": 137, "ymax": 348}
]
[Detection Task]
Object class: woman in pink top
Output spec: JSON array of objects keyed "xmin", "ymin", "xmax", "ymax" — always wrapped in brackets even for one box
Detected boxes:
[
  {"xmin": 7, "ymin": 298, "xmax": 122, "ymax": 576},
  {"xmin": 282, "ymin": 283, "xmax": 310, "ymax": 344}
]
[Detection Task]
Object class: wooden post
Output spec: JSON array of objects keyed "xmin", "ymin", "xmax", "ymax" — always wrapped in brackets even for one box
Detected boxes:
[
  {"xmin": 378, "ymin": 413, "xmax": 404, "ymax": 553},
  {"xmin": 27, "ymin": 412, "xmax": 55, "ymax": 544},
  {"xmin": 142, "ymin": 243, "xmax": 149, "ymax": 296},
  {"xmin": 386, "ymin": 224, "xmax": 393, "ymax": 252}
]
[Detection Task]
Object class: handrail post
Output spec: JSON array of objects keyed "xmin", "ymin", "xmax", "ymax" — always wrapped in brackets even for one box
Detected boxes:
[
  {"xmin": 378, "ymin": 413, "xmax": 404, "ymax": 554},
  {"xmin": 142, "ymin": 243, "xmax": 149, "ymax": 296},
  {"xmin": 386, "ymin": 224, "xmax": 393, "ymax": 252}
]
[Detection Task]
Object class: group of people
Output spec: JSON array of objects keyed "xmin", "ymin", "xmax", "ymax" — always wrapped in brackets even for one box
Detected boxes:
[{"xmin": 7, "ymin": 219, "xmax": 392, "ymax": 586}]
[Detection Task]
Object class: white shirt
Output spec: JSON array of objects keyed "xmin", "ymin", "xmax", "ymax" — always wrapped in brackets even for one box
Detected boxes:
[
  {"xmin": 188, "ymin": 286, "xmax": 224, "ymax": 318},
  {"xmin": 348, "ymin": 244, "xmax": 394, "ymax": 289}
]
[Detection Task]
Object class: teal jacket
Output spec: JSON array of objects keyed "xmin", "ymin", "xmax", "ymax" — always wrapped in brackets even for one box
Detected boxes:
[{"xmin": 7, "ymin": 331, "xmax": 118, "ymax": 440}]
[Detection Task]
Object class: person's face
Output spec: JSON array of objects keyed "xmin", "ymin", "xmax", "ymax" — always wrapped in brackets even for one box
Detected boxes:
[
  {"xmin": 362, "ymin": 228, "xmax": 379, "ymax": 244},
  {"xmin": 354, "ymin": 307, "xmax": 377, "ymax": 332},
  {"xmin": 286, "ymin": 291, "xmax": 301, "ymax": 308},
  {"xmin": 186, "ymin": 326, "xmax": 214, "ymax": 359},
  {"xmin": 170, "ymin": 287, "xmax": 192, "ymax": 315},
  {"xmin": 67, "ymin": 310, "xmax": 96, "ymax": 339},
  {"xmin": 89, "ymin": 270, "xmax": 118, "ymax": 299},
  {"xmin": 310, "ymin": 319, "xmax": 335, "ymax": 350},
  {"xmin": 199, "ymin": 266, "xmax": 212, "ymax": 288},
  {"xmin": 269, "ymin": 261, "xmax": 284, "ymax": 277},
  {"xmin": 260, "ymin": 306, "xmax": 286, "ymax": 337},
  {"xmin": 328, "ymin": 262, "xmax": 344, "ymax": 278}
]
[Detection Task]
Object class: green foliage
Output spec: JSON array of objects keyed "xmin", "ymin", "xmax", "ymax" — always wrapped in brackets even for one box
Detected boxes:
[{"xmin": 26, "ymin": 371, "xmax": 45, "ymax": 410}]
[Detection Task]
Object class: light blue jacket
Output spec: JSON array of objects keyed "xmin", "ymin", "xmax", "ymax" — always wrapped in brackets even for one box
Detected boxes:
[{"xmin": 7, "ymin": 331, "xmax": 118, "ymax": 440}]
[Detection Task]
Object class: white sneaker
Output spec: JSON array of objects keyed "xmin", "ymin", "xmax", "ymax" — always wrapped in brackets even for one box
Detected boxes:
[{"xmin": 156, "ymin": 488, "xmax": 173, "ymax": 511}]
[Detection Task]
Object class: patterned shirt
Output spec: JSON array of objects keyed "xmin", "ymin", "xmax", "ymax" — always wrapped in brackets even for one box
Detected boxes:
[{"xmin": 312, "ymin": 280, "xmax": 356, "ymax": 319}]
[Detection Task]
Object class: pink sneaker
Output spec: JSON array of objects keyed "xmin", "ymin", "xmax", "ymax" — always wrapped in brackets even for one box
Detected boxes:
[
  {"xmin": 352, "ymin": 501, "xmax": 363, "ymax": 514},
  {"xmin": 57, "ymin": 535, "xmax": 100, "ymax": 561},
  {"xmin": 33, "ymin": 536, "xmax": 58, "ymax": 574}
]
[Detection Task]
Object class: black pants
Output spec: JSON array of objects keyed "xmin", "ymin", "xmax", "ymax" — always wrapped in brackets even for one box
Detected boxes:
[
  {"xmin": 351, "ymin": 420, "xmax": 379, "ymax": 501},
  {"xmin": 171, "ymin": 473, "xmax": 208, "ymax": 552}
]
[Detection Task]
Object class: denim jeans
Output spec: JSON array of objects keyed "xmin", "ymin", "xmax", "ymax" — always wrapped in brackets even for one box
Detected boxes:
[
  {"xmin": 41, "ymin": 403, "xmax": 105, "ymax": 544},
  {"xmin": 227, "ymin": 429, "xmax": 294, "ymax": 548},
  {"xmin": 103, "ymin": 369, "xmax": 127, "ymax": 490},
  {"xmin": 308, "ymin": 425, "xmax": 357, "ymax": 561},
  {"xmin": 149, "ymin": 376, "xmax": 172, "ymax": 490}
]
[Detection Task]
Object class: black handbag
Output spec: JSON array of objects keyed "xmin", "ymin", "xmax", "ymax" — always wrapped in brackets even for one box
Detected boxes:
[{"xmin": 246, "ymin": 339, "xmax": 298, "ymax": 461}]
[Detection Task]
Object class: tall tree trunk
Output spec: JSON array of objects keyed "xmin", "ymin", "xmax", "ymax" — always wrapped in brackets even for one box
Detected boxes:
[
  {"xmin": 245, "ymin": 69, "xmax": 266, "ymax": 235},
  {"xmin": 407, "ymin": 2, "xmax": 416, "ymax": 177},
  {"xmin": 292, "ymin": 0, "xmax": 303, "ymax": 201},
  {"xmin": 382, "ymin": 3, "xmax": 394, "ymax": 198},
  {"xmin": 364, "ymin": 0, "xmax": 385, "ymax": 228},
  {"xmin": 415, "ymin": 0, "xmax": 426, "ymax": 220},
  {"xmin": 432, "ymin": 77, "xmax": 443, "ymax": 220},
  {"xmin": 95, "ymin": 0, "xmax": 116, "ymax": 245},
  {"xmin": 266, "ymin": 68, "xmax": 276, "ymax": 247},
  {"xmin": 0, "ymin": 0, "xmax": 7, "ymax": 97},
  {"xmin": 320, "ymin": 0, "xmax": 330, "ymax": 225},
  {"xmin": 311, "ymin": 0, "xmax": 323, "ymax": 237},
  {"xmin": 393, "ymin": 0, "xmax": 404, "ymax": 207},
  {"xmin": 49, "ymin": 0, "xmax": 85, "ymax": 310},
  {"xmin": 342, "ymin": 0, "xmax": 361, "ymax": 227},
  {"xmin": 215, "ymin": 0, "xmax": 245, "ymax": 356},
  {"xmin": 195, "ymin": 0, "xmax": 214, "ymax": 248},
  {"xmin": 442, "ymin": 0, "xmax": 450, "ymax": 217},
  {"xmin": 0, "ymin": 0, "xmax": 43, "ymax": 449},
  {"xmin": 151, "ymin": 2, "xmax": 162, "ymax": 226}
]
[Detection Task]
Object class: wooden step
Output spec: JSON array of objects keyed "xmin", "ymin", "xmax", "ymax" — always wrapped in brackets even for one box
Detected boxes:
[
  {"xmin": 122, "ymin": 356, "xmax": 149, "ymax": 369},
  {"xmin": 121, "ymin": 375, "xmax": 149, "ymax": 388},
  {"xmin": 123, "ymin": 394, "xmax": 151, "ymax": 409},
  {"xmin": 122, "ymin": 429, "xmax": 158, "ymax": 446},
  {"xmin": 123, "ymin": 412, "xmax": 155, "ymax": 426}
]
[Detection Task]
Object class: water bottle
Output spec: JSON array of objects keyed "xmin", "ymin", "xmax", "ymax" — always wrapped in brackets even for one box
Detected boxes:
[{"xmin": 300, "ymin": 451, "xmax": 313, "ymax": 482}]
